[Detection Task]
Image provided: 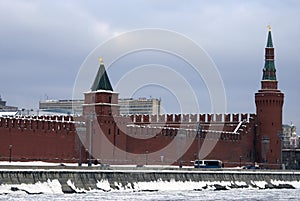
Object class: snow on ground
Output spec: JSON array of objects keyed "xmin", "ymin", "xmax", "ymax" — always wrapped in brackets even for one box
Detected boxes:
[{"xmin": 0, "ymin": 161, "xmax": 79, "ymax": 166}]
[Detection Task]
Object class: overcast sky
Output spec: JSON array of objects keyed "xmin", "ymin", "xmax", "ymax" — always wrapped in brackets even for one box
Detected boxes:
[{"xmin": 0, "ymin": 0, "xmax": 299, "ymax": 128}]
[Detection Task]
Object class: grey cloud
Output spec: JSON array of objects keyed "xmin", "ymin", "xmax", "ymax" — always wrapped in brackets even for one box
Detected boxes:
[{"xmin": 0, "ymin": 0, "xmax": 299, "ymax": 128}]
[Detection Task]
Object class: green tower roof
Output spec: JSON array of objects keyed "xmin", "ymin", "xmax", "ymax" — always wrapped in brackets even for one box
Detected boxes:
[
  {"xmin": 262, "ymin": 26, "xmax": 276, "ymax": 81},
  {"xmin": 266, "ymin": 29, "xmax": 273, "ymax": 48},
  {"xmin": 91, "ymin": 58, "xmax": 113, "ymax": 91}
]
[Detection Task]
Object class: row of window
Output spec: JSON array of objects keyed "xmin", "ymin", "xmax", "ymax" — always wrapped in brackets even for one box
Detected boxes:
[{"xmin": 256, "ymin": 99, "xmax": 282, "ymax": 105}]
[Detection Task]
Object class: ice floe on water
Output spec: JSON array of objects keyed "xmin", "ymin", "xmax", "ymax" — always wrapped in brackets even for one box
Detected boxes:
[
  {"xmin": 94, "ymin": 179, "xmax": 299, "ymax": 192},
  {"xmin": 0, "ymin": 178, "xmax": 299, "ymax": 195},
  {"xmin": 96, "ymin": 179, "xmax": 111, "ymax": 192},
  {"xmin": 0, "ymin": 179, "xmax": 63, "ymax": 195}
]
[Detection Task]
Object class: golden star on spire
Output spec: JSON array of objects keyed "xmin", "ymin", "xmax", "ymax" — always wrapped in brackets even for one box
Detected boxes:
[
  {"xmin": 98, "ymin": 57, "xmax": 104, "ymax": 64},
  {"xmin": 267, "ymin": 25, "xmax": 271, "ymax": 31}
]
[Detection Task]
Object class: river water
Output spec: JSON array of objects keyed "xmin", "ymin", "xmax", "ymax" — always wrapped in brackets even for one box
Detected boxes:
[{"xmin": 1, "ymin": 189, "xmax": 300, "ymax": 201}]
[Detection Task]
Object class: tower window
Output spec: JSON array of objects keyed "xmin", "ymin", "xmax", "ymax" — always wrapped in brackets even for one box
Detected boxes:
[
  {"xmin": 108, "ymin": 128, "xmax": 111, "ymax": 135},
  {"xmin": 109, "ymin": 96, "xmax": 112, "ymax": 103}
]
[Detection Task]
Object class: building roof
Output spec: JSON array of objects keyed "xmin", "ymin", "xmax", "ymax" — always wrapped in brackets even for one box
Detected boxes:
[
  {"xmin": 262, "ymin": 27, "xmax": 276, "ymax": 81},
  {"xmin": 0, "ymin": 111, "xmax": 18, "ymax": 117},
  {"xmin": 266, "ymin": 29, "xmax": 273, "ymax": 48},
  {"xmin": 90, "ymin": 59, "xmax": 113, "ymax": 91}
]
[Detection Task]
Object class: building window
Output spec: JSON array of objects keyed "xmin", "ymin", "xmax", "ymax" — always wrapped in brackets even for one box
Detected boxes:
[{"xmin": 108, "ymin": 129, "xmax": 111, "ymax": 135}]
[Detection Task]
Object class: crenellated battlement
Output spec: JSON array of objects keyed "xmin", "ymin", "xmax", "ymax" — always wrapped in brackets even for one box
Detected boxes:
[
  {"xmin": 126, "ymin": 123, "xmax": 244, "ymax": 141},
  {"xmin": 126, "ymin": 113, "xmax": 256, "ymax": 124},
  {"xmin": 0, "ymin": 116, "xmax": 75, "ymax": 133},
  {"xmin": 124, "ymin": 113, "xmax": 256, "ymax": 142}
]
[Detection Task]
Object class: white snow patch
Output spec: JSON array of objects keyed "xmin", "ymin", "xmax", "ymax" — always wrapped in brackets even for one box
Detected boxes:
[
  {"xmin": 0, "ymin": 161, "xmax": 98, "ymax": 167},
  {"xmin": 0, "ymin": 161, "xmax": 61, "ymax": 166},
  {"xmin": 132, "ymin": 179, "xmax": 232, "ymax": 191},
  {"xmin": 66, "ymin": 179, "xmax": 85, "ymax": 193},
  {"xmin": 96, "ymin": 179, "xmax": 111, "ymax": 191},
  {"xmin": 271, "ymin": 179, "xmax": 300, "ymax": 188},
  {"xmin": 271, "ymin": 179, "xmax": 285, "ymax": 186},
  {"xmin": 287, "ymin": 181, "xmax": 300, "ymax": 188},
  {"xmin": 126, "ymin": 182, "xmax": 133, "ymax": 190},
  {"xmin": 234, "ymin": 181, "xmax": 247, "ymax": 186},
  {"xmin": 113, "ymin": 182, "xmax": 123, "ymax": 190},
  {"xmin": 0, "ymin": 179, "xmax": 63, "ymax": 194},
  {"xmin": 251, "ymin": 180, "xmax": 267, "ymax": 188}
]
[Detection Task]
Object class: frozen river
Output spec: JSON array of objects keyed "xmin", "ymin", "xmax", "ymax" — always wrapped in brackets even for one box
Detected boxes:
[{"xmin": 1, "ymin": 189, "xmax": 300, "ymax": 201}]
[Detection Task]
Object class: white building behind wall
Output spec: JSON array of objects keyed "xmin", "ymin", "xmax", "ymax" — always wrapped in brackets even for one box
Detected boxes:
[
  {"xmin": 39, "ymin": 98, "xmax": 161, "ymax": 116},
  {"xmin": 118, "ymin": 98, "xmax": 161, "ymax": 115}
]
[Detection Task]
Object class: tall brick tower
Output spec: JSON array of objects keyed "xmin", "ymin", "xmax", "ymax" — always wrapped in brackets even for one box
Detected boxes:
[
  {"xmin": 82, "ymin": 58, "xmax": 122, "ymax": 164},
  {"xmin": 255, "ymin": 26, "xmax": 284, "ymax": 167}
]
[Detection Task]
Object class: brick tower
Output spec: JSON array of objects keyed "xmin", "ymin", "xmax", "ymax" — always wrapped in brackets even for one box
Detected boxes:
[
  {"xmin": 82, "ymin": 58, "xmax": 122, "ymax": 164},
  {"xmin": 255, "ymin": 26, "xmax": 284, "ymax": 167}
]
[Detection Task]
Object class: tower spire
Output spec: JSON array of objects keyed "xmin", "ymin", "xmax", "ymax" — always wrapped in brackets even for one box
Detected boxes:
[
  {"xmin": 262, "ymin": 25, "xmax": 276, "ymax": 81},
  {"xmin": 91, "ymin": 58, "xmax": 113, "ymax": 91},
  {"xmin": 266, "ymin": 25, "xmax": 273, "ymax": 48}
]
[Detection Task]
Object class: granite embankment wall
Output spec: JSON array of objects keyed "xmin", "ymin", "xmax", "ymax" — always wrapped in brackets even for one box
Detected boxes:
[{"xmin": 1, "ymin": 167, "xmax": 300, "ymax": 193}]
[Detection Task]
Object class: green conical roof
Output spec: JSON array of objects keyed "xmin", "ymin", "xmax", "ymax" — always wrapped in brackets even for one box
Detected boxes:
[
  {"xmin": 91, "ymin": 60, "xmax": 113, "ymax": 91},
  {"xmin": 267, "ymin": 30, "xmax": 273, "ymax": 48}
]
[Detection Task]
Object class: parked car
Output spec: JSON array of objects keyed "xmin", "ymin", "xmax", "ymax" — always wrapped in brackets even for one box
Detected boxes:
[{"xmin": 242, "ymin": 165, "xmax": 260, "ymax": 169}]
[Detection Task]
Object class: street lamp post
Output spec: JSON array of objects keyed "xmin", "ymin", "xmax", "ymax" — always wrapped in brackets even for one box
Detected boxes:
[
  {"xmin": 239, "ymin": 156, "xmax": 242, "ymax": 167},
  {"xmin": 88, "ymin": 112, "xmax": 93, "ymax": 167},
  {"xmin": 279, "ymin": 130, "xmax": 284, "ymax": 169},
  {"xmin": 78, "ymin": 140, "xmax": 82, "ymax": 167},
  {"xmin": 145, "ymin": 150, "xmax": 148, "ymax": 165},
  {"xmin": 9, "ymin": 145, "xmax": 12, "ymax": 163},
  {"xmin": 178, "ymin": 129, "xmax": 186, "ymax": 168},
  {"xmin": 196, "ymin": 122, "xmax": 202, "ymax": 161}
]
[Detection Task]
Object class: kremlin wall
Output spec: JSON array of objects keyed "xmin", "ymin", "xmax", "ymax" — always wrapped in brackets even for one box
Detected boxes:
[{"xmin": 0, "ymin": 28, "xmax": 284, "ymax": 168}]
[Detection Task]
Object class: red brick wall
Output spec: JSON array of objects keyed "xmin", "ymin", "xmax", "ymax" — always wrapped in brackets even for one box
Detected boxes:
[{"xmin": 0, "ymin": 117, "xmax": 84, "ymax": 163}]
